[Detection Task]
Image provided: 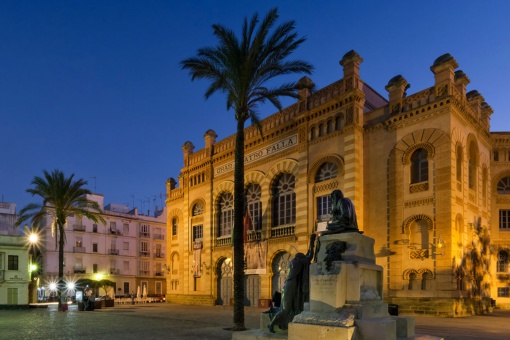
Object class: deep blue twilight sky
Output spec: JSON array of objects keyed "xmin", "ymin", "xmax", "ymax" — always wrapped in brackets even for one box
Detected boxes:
[{"xmin": 1, "ymin": 1, "xmax": 510, "ymax": 213}]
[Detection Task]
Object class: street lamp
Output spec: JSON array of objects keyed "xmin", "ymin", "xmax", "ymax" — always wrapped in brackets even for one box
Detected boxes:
[{"xmin": 27, "ymin": 229, "xmax": 40, "ymax": 304}]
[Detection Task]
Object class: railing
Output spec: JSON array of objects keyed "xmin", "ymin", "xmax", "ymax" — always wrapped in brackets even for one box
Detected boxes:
[
  {"xmin": 73, "ymin": 224, "xmax": 86, "ymax": 231},
  {"xmin": 154, "ymin": 272, "xmax": 164, "ymax": 277},
  {"xmin": 139, "ymin": 232, "xmax": 151, "ymax": 238},
  {"xmin": 108, "ymin": 249, "xmax": 119, "ymax": 255},
  {"xmin": 153, "ymin": 234, "xmax": 164, "ymax": 240},
  {"xmin": 140, "ymin": 251, "xmax": 150, "ymax": 257},
  {"xmin": 110, "ymin": 229, "xmax": 122, "ymax": 236},
  {"xmin": 73, "ymin": 246, "xmax": 86, "ymax": 253},
  {"xmin": 270, "ymin": 225, "xmax": 295, "ymax": 238},
  {"xmin": 154, "ymin": 253, "xmax": 165, "ymax": 259},
  {"xmin": 246, "ymin": 231, "xmax": 262, "ymax": 242},
  {"xmin": 139, "ymin": 270, "xmax": 150, "ymax": 276},
  {"xmin": 73, "ymin": 268, "xmax": 86, "ymax": 274},
  {"xmin": 215, "ymin": 235, "xmax": 232, "ymax": 247},
  {"xmin": 109, "ymin": 268, "xmax": 119, "ymax": 275}
]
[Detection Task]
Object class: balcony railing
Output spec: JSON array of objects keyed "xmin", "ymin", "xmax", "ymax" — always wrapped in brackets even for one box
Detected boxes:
[
  {"xmin": 153, "ymin": 234, "xmax": 164, "ymax": 240},
  {"xmin": 73, "ymin": 224, "xmax": 86, "ymax": 231},
  {"xmin": 139, "ymin": 232, "xmax": 151, "ymax": 238},
  {"xmin": 108, "ymin": 249, "xmax": 119, "ymax": 255},
  {"xmin": 73, "ymin": 246, "xmax": 86, "ymax": 253},
  {"xmin": 154, "ymin": 272, "xmax": 164, "ymax": 276},
  {"xmin": 110, "ymin": 229, "xmax": 122, "ymax": 236},
  {"xmin": 246, "ymin": 230, "xmax": 262, "ymax": 242},
  {"xmin": 215, "ymin": 235, "xmax": 232, "ymax": 247},
  {"xmin": 73, "ymin": 268, "xmax": 86, "ymax": 274},
  {"xmin": 139, "ymin": 270, "xmax": 150, "ymax": 276},
  {"xmin": 140, "ymin": 251, "xmax": 150, "ymax": 257},
  {"xmin": 154, "ymin": 253, "xmax": 165, "ymax": 259},
  {"xmin": 109, "ymin": 268, "xmax": 120, "ymax": 275},
  {"xmin": 270, "ymin": 225, "xmax": 295, "ymax": 238}
]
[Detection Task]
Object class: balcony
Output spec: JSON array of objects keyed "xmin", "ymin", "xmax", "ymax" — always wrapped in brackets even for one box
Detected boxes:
[
  {"xmin": 271, "ymin": 225, "xmax": 295, "ymax": 238},
  {"xmin": 139, "ymin": 270, "xmax": 150, "ymax": 276},
  {"xmin": 109, "ymin": 268, "xmax": 120, "ymax": 275},
  {"xmin": 154, "ymin": 272, "xmax": 164, "ymax": 277},
  {"xmin": 110, "ymin": 229, "xmax": 122, "ymax": 236},
  {"xmin": 215, "ymin": 235, "xmax": 232, "ymax": 247},
  {"xmin": 153, "ymin": 234, "xmax": 164, "ymax": 240},
  {"xmin": 73, "ymin": 268, "xmax": 86, "ymax": 274},
  {"xmin": 140, "ymin": 251, "xmax": 150, "ymax": 257},
  {"xmin": 73, "ymin": 246, "xmax": 86, "ymax": 253},
  {"xmin": 154, "ymin": 253, "xmax": 165, "ymax": 259},
  {"xmin": 108, "ymin": 249, "xmax": 119, "ymax": 255},
  {"xmin": 139, "ymin": 232, "xmax": 151, "ymax": 238},
  {"xmin": 73, "ymin": 224, "xmax": 86, "ymax": 232}
]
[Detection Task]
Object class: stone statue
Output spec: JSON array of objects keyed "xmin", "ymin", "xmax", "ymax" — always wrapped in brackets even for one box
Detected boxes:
[
  {"xmin": 323, "ymin": 190, "xmax": 359, "ymax": 235},
  {"xmin": 268, "ymin": 233, "xmax": 316, "ymax": 333}
]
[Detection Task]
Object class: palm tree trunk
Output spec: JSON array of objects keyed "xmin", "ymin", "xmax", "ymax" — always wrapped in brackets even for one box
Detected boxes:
[
  {"xmin": 232, "ymin": 117, "xmax": 246, "ymax": 331},
  {"xmin": 58, "ymin": 224, "xmax": 65, "ymax": 311}
]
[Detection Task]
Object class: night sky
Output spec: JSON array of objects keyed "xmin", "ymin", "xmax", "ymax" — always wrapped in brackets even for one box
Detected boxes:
[{"xmin": 1, "ymin": 1, "xmax": 509, "ymax": 213}]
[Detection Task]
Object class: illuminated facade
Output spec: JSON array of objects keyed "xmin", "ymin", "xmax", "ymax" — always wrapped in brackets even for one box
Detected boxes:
[
  {"xmin": 166, "ymin": 50, "xmax": 508, "ymax": 315},
  {"xmin": 39, "ymin": 194, "xmax": 167, "ymax": 298}
]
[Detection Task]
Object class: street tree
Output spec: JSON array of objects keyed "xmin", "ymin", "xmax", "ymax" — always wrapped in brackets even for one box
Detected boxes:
[
  {"xmin": 16, "ymin": 169, "xmax": 105, "ymax": 311},
  {"xmin": 181, "ymin": 8, "xmax": 312, "ymax": 330}
]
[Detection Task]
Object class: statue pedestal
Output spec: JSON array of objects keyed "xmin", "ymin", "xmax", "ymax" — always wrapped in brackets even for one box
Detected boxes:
[
  {"xmin": 233, "ymin": 233, "xmax": 418, "ymax": 340},
  {"xmin": 288, "ymin": 233, "xmax": 412, "ymax": 340}
]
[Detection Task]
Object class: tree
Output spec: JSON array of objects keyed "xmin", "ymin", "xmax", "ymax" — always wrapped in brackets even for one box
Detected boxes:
[
  {"xmin": 16, "ymin": 169, "xmax": 105, "ymax": 311},
  {"xmin": 181, "ymin": 8, "xmax": 312, "ymax": 330}
]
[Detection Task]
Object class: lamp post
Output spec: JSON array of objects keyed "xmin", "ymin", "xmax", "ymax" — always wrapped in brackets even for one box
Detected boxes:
[{"xmin": 27, "ymin": 229, "xmax": 40, "ymax": 304}]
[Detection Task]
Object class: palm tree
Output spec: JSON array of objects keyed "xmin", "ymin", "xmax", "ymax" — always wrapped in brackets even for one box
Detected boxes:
[
  {"xmin": 181, "ymin": 8, "xmax": 312, "ymax": 330},
  {"xmin": 16, "ymin": 169, "xmax": 105, "ymax": 311}
]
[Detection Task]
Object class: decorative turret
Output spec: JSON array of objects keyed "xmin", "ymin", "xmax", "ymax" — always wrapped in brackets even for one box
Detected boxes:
[
  {"xmin": 182, "ymin": 141, "xmax": 195, "ymax": 166},
  {"xmin": 296, "ymin": 76, "xmax": 314, "ymax": 100},
  {"xmin": 430, "ymin": 53, "xmax": 458, "ymax": 97},
  {"xmin": 385, "ymin": 75, "xmax": 410, "ymax": 114},
  {"xmin": 203, "ymin": 129, "xmax": 218, "ymax": 150},
  {"xmin": 340, "ymin": 50, "xmax": 363, "ymax": 91},
  {"xmin": 466, "ymin": 90, "xmax": 484, "ymax": 115},
  {"xmin": 454, "ymin": 70, "xmax": 470, "ymax": 98}
]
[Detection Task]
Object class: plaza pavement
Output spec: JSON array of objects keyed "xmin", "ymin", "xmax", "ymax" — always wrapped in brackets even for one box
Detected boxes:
[{"xmin": 0, "ymin": 303, "xmax": 509, "ymax": 340}]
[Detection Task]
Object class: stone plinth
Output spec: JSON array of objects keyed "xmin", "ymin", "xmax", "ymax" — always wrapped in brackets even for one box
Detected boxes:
[{"xmin": 234, "ymin": 233, "xmax": 417, "ymax": 340}]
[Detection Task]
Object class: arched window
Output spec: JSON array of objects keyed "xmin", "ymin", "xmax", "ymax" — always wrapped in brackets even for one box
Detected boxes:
[
  {"xmin": 218, "ymin": 193, "xmax": 233, "ymax": 236},
  {"xmin": 410, "ymin": 148, "xmax": 428, "ymax": 184},
  {"xmin": 246, "ymin": 184, "xmax": 262, "ymax": 230},
  {"xmin": 335, "ymin": 116, "xmax": 341, "ymax": 130},
  {"xmin": 318, "ymin": 123, "xmax": 324, "ymax": 137},
  {"xmin": 326, "ymin": 120, "xmax": 332, "ymax": 134},
  {"xmin": 410, "ymin": 219, "xmax": 429, "ymax": 250},
  {"xmin": 272, "ymin": 173, "xmax": 296, "ymax": 227},
  {"xmin": 172, "ymin": 218, "xmax": 178, "ymax": 236},
  {"xmin": 171, "ymin": 253, "xmax": 179, "ymax": 275},
  {"xmin": 497, "ymin": 177, "xmax": 510, "ymax": 195},
  {"xmin": 192, "ymin": 202, "xmax": 203, "ymax": 216},
  {"xmin": 456, "ymin": 145, "xmax": 463, "ymax": 182},
  {"xmin": 310, "ymin": 127, "xmax": 316, "ymax": 140},
  {"xmin": 468, "ymin": 141, "xmax": 478, "ymax": 190},
  {"xmin": 497, "ymin": 251, "xmax": 509, "ymax": 273},
  {"xmin": 315, "ymin": 162, "xmax": 339, "ymax": 183},
  {"xmin": 494, "ymin": 150, "xmax": 499, "ymax": 161}
]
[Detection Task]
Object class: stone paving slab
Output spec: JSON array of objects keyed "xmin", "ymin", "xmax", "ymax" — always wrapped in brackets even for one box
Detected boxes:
[{"xmin": 0, "ymin": 303, "xmax": 508, "ymax": 340}]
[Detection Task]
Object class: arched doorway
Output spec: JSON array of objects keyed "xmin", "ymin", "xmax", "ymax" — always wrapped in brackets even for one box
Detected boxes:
[
  {"xmin": 272, "ymin": 251, "xmax": 291, "ymax": 296},
  {"xmin": 216, "ymin": 258, "xmax": 233, "ymax": 305}
]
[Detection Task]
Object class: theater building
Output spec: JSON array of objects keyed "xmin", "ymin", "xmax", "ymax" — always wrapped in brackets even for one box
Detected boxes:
[{"xmin": 166, "ymin": 50, "xmax": 509, "ymax": 315}]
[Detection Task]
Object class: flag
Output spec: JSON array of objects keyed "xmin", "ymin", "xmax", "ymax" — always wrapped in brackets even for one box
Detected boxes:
[{"xmin": 243, "ymin": 209, "xmax": 253, "ymax": 243}]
